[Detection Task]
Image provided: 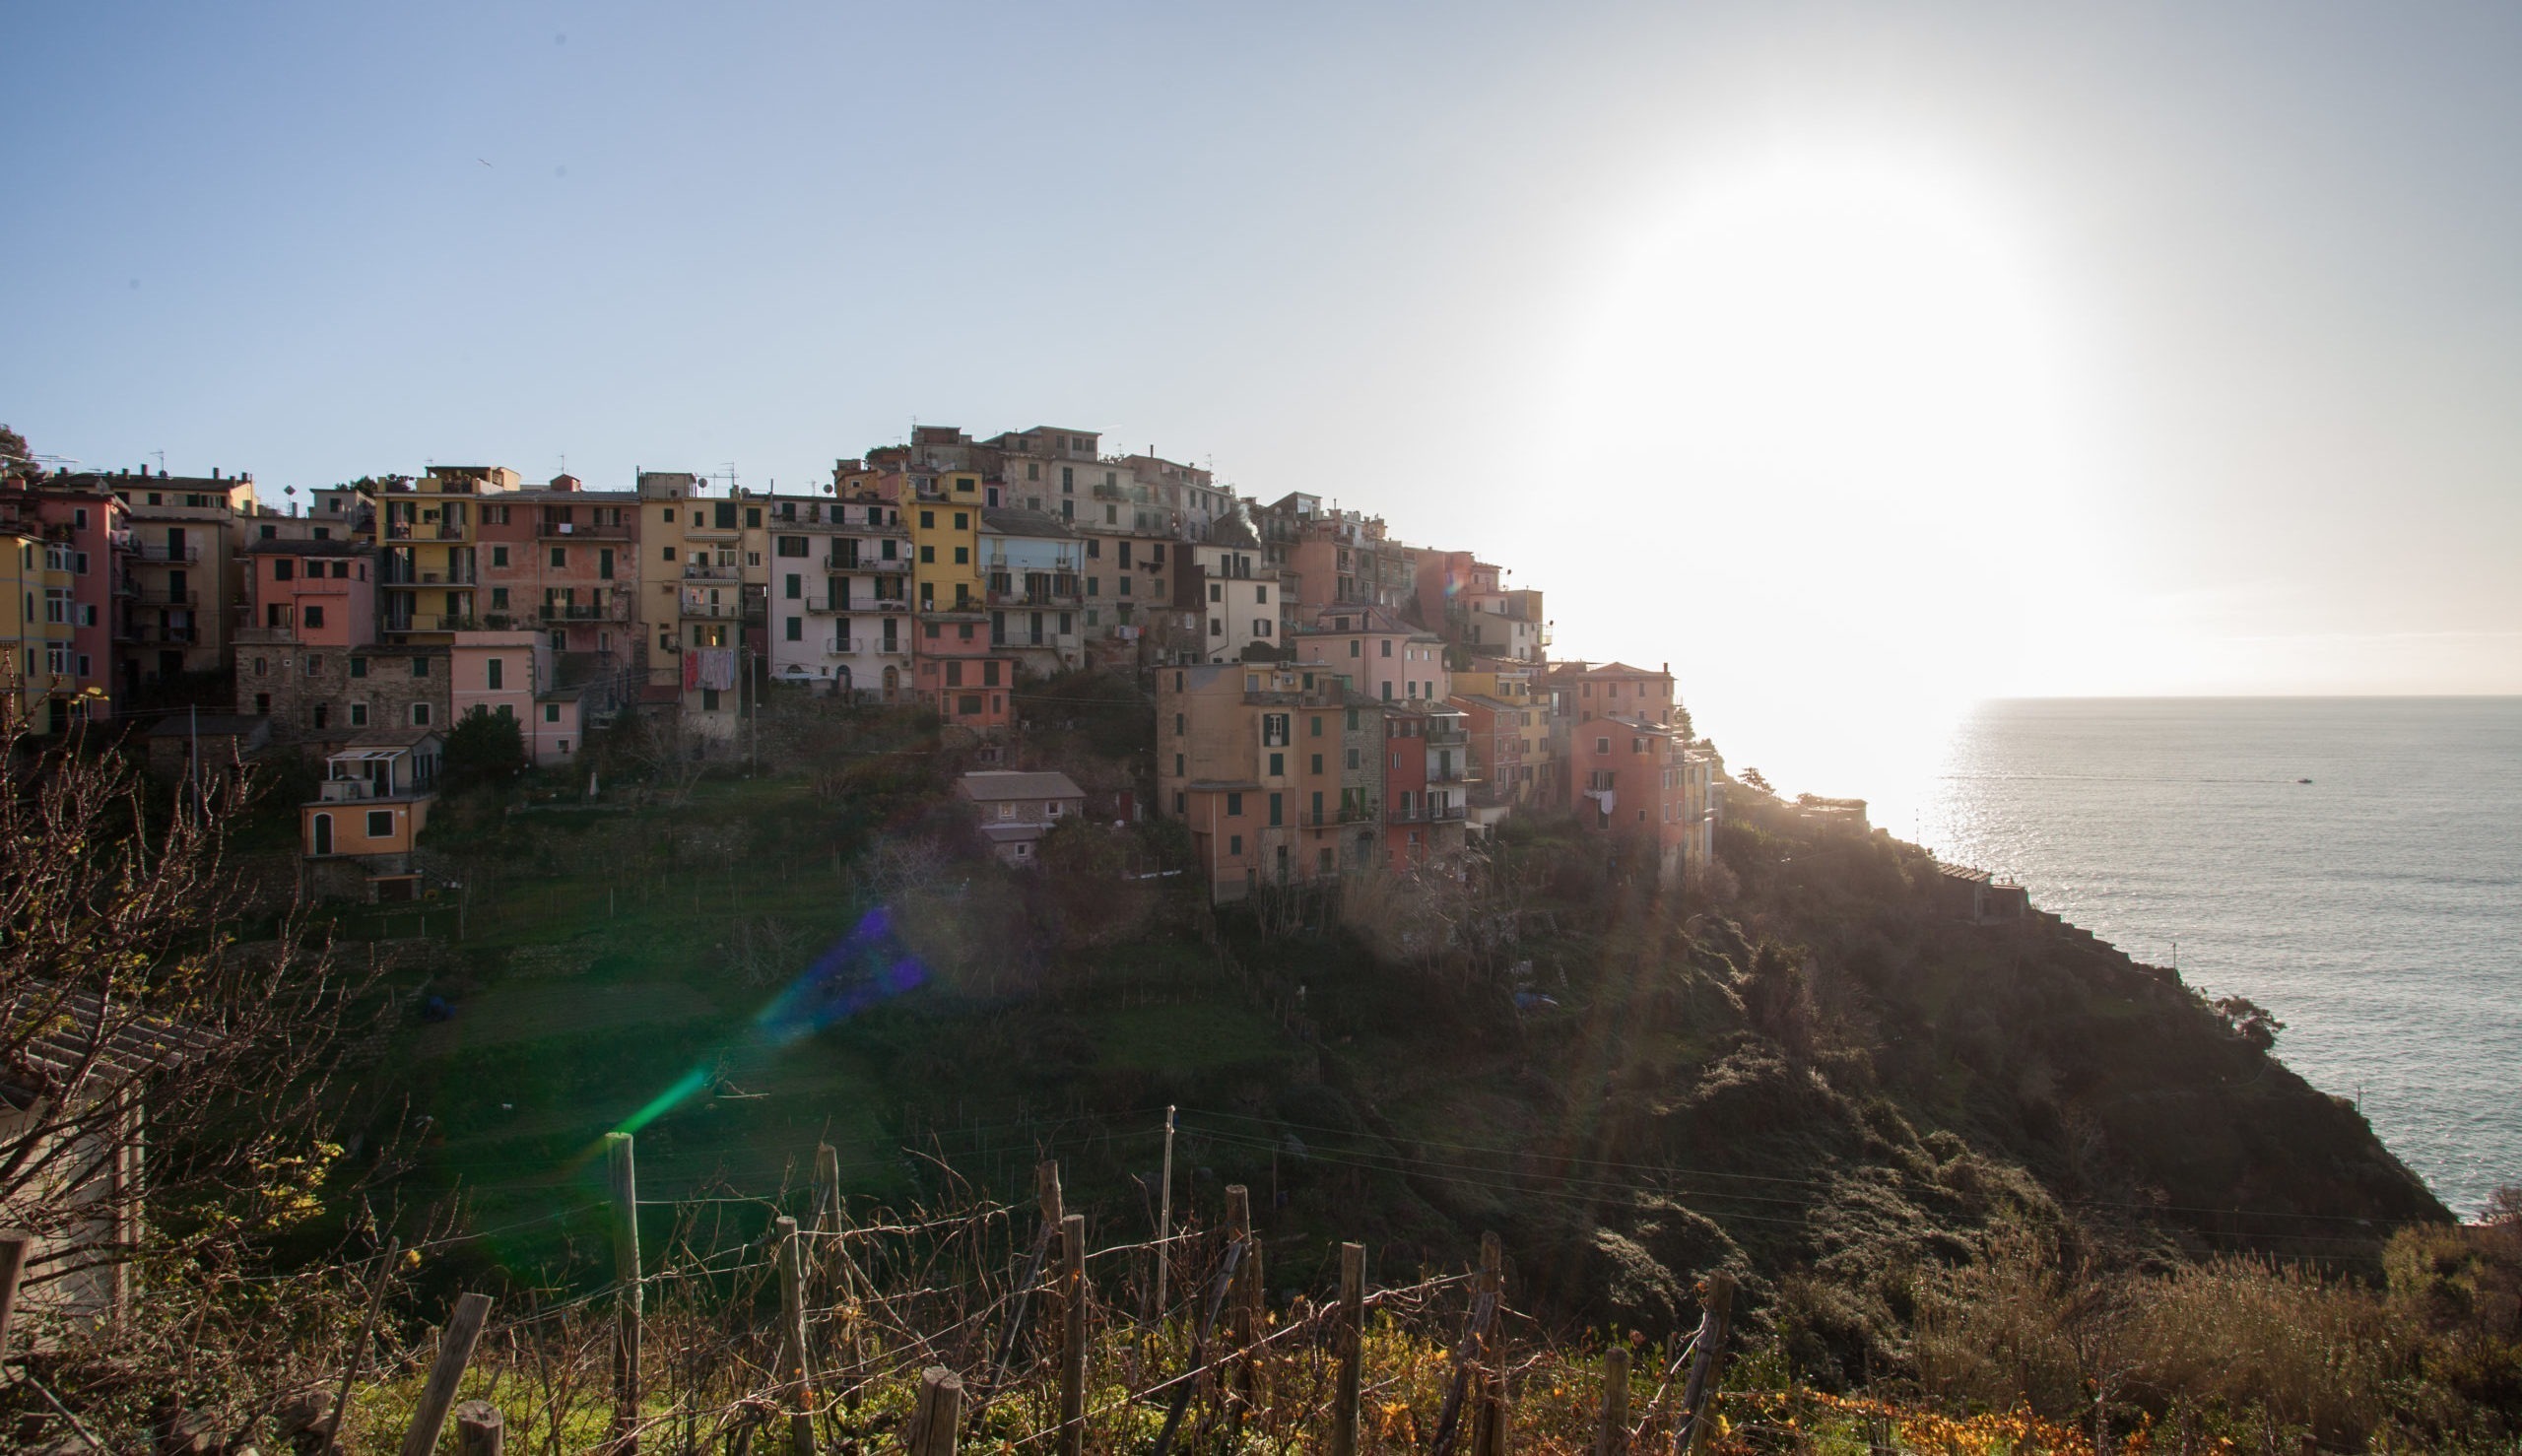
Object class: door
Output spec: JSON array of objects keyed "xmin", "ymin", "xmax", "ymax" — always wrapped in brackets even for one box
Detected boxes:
[{"xmin": 311, "ymin": 813, "xmax": 333, "ymax": 856}]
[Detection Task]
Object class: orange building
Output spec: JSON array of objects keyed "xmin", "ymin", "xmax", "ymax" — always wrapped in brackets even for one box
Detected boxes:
[
  {"xmin": 301, "ymin": 727, "xmax": 442, "ymax": 899},
  {"xmin": 1156, "ymin": 661, "xmax": 1382, "ymax": 900}
]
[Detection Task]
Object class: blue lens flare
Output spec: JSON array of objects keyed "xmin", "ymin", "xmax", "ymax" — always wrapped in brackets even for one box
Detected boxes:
[{"xmin": 605, "ymin": 908, "xmax": 928, "ymax": 1139}]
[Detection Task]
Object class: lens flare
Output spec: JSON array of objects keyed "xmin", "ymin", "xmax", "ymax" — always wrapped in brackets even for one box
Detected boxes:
[{"xmin": 604, "ymin": 908, "xmax": 930, "ymax": 1140}]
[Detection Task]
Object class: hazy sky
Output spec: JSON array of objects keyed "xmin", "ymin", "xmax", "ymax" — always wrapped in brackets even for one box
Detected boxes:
[{"xmin": 7, "ymin": 4, "xmax": 2517, "ymax": 788}]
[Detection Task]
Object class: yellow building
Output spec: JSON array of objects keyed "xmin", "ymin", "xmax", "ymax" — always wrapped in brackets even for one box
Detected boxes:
[
  {"xmin": 1451, "ymin": 660, "xmax": 1552, "ymax": 803},
  {"xmin": 376, "ymin": 466, "xmax": 521, "ymax": 639},
  {"xmin": 634, "ymin": 472, "xmax": 767, "ymax": 736},
  {"xmin": 0, "ymin": 529, "xmax": 73, "ymax": 732}
]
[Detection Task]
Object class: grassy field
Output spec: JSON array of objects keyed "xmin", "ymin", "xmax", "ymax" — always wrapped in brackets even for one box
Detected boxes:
[{"xmin": 310, "ymin": 722, "xmax": 1305, "ymax": 1285}]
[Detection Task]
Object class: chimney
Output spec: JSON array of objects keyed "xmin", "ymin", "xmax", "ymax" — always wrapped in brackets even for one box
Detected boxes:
[{"xmin": 211, "ymin": 468, "xmax": 221, "ymax": 480}]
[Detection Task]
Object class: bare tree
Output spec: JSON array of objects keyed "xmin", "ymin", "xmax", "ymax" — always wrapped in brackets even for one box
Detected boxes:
[
  {"xmin": 617, "ymin": 706, "xmax": 712, "ymax": 807},
  {"xmin": 0, "ymin": 728, "xmax": 395, "ymax": 1442}
]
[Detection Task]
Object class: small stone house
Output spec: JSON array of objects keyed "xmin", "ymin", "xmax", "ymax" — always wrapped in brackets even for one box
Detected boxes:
[{"xmin": 956, "ymin": 769, "xmax": 1087, "ymax": 866}]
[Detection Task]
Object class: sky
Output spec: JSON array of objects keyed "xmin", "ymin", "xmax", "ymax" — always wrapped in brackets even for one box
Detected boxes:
[{"xmin": 6, "ymin": 3, "xmax": 2518, "ymax": 795}]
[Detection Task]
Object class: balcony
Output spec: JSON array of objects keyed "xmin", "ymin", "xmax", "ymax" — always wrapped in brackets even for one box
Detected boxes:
[
  {"xmin": 131, "ymin": 623, "xmax": 200, "ymax": 644},
  {"xmin": 848, "ymin": 557, "xmax": 911, "ymax": 573},
  {"xmin": 319, "ymin": 779, "xmax": 381, "ymax": 803},
  {"xmin": 987, "ymin": 589, "xmax": 1084, "ymax": 610},
  {"xmin": 683, "ymin": 563, "xmax": 743, "ymax": 581},
  {"xmin": 918, "ymin": 605, "xmax": 988, "ymax": 623},
  {"xmin": 538, "ymin": 601, "xmax": 629, "ymax": 622},
  {"xmin": 803, "ymin": 594, "xmax": 852, "ymax": 614},
  {"xmin": 132, "ymin": 587, "xmax": 200, "ymax": 608},
  {"xmin": 433, "ymin": 522, "xmax": 469, "ymax": 540},
  {"xmin": 537, "ymin": 520, "xmax": 630, "ymax": 538},
  {"xmin": 130, "ymin": 542, "xmax": 202, "ymax": 563}
]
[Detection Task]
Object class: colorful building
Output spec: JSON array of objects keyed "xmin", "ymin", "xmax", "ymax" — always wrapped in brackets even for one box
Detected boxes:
[
  {"xmin": 301, "ymin": 727, "xmax": 442, "ymax": 900},
  {"xmin": 233, "ymin": 539, "xmax": 379, "ymax": 739},
  {"xmin": 635, "ymin": 471, "xmax": 768, "ymax": 738},
  {"xmin": 1157, "ymin": 661, "xmax": 1381, "ymax": 900},
  {"xmin": 376, "ymin": 466, "xmax": 520, "ymax": 640},
  {"xmin": 1551, "ymin": 661, "xmax": 1692, "ymax": 884},
  {"xmin": 1290, "ymin": 603, "xmax": 1449, "ymax": 705},
  {"xmin": 980, "ymin": 506, "xmax": 1085, "ymax": 679},
  {"xmin": 764, "ymin": 493, "xmax": 912, "ymax": 699}
]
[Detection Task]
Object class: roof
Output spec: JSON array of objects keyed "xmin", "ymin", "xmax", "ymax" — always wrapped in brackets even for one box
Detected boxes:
[
  {"xmin": 344, "ymin": 726, "xmax": 441, "ymax": 752},
  {"xmin": 980, "ymin": 506, "xmax": 1079, "ymax": 539},
  {"xmin": 1550, "ymin": 660, "xmax": 1670, "ymax": 681},
  {"xmin": 957, "ymin": 769, "xmax": 1086, "ymax": 802},
  {"xmin": 1, "ymin": 986, "xmax": 220, "ymax": 1106}
]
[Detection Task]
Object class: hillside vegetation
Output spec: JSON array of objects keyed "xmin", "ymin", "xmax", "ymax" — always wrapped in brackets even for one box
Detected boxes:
[{"xmin": 232, "ymin": 679, "xmax": 2516, "ymax": 1448}]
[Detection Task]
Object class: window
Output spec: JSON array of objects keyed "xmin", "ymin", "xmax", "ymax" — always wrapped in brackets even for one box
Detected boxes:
[
  {"xmin": 1380, "ymin": 639, "xmax": 1392, "ymax": 657},
  {"xmin": 254, "ymin": 692, "xmax": 271, "ymax": 714},
  {"xmin": 776, "ymin": 535, "xmax": 808, "ymax": 557},
  {"xmin": 1229, "ymin": 833, "xmax": 1242, "ymax": 855},
  {"xmin": 1269, "ymin": 793, "xmax": 1283, "ymax": 827},
  {"xmin": 785, "ymin": 616, "xmax": 802, "ymax": 641},
  {"xmin": 1597, "ymin": 737, "xmax": 1611, "ymax": 755},
  {"xmin": 953, "ymin": 511, "xmax": 967, "ymax": 529},
  {"xmin": 367, "ymin": 810, "xmax": 393, "ymax": 838},
  {"xmin": 1174, "ymin": 753, "xmax": 1185, "ymax": 775},
  {"xmin": 920, "ymin": 546, "xmax": 936, "ymax": 563},
  {"xmin": 1347, "ymin": 748, "xmax": 1361, "ymax": 769},
  {"xmin": 274, "ymin": 558, "xmax": 296, "ymax": 581},
  {"xmin": 954, "ymin": 546, "xmax": 968, "ymax": 564},
  {"xmin": 746, "ymin": 506, "xmax": 762, "ymax": 528},
  {"xmin": 412, "ymin": 702, "xmax": 431, "ymax": 726},
  {"xmin": 1086, "ymin": 577, "xmax": 1098, "ymax": 597},
  {"xmin": 1254, "ymin": 584, "xmax": 1267, "ymax": 603},
  {"xmin": 492, "ymin": 546, "xmax": 510, "ymax": 567},
  {"xmin": 1226, "ymin": 792, "xmax": 1243, "ymax": 817},
  {"xmin": 662, "ymin": 545, "xmax": 678, "ymax": 562},
  {"xmin": 1310, "ymin": 753, "xmax": 1323, "ymax": 773},
  {"xmin": 1262, "ymin": 713, "xmax": 1290, "ymax": 746},
  {"xmin": 303, "ymin": 605, "xmax": 325, "ymax": 629},
  {"xmin": 785, "ymin": 572, "xmax": 802, "ymax": 599},
  {"xmin": 1254, "ymin": 619, "xmax": 1271, "ymax": 637},
  {"xmin": 702, "ymin": 688, "xmax": 721, "ymax": 711},
  {"xmin": 1310, "ymin": 714, "xmax": 1323, "ymax": 737},
  {"xmin": 545, "ymin": 702, "xmax": 561, "ymax": 723},
  {"xmin": 350, "ymin": 656, "xmax": 366, "ymax": 679},
  {"xmin": 350, "ymin": 702, "xmax": 367, "ymax": 727},
  {"xmin": 1269, "ymin": 752, "xmax": 1284, "ymax": 776},
  {"xmin": 487, "ymin": 658, "xmax": 503, "ymax": 690},
  {"xmin": 947, "ymin": 661, "xmax": 962, "ymax": 688},
  {"xmin": 1208, "ymin": 582, "xmax": 1222, "ymax": 603}
]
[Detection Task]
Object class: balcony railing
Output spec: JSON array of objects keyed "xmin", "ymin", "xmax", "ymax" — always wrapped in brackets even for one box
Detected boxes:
[
  {"xmin": 130, "ymin": 543, "xmax": 202, "ymax": 562},
  {"xmin": 803, "ymin": 594, "xmax": 853, "ymax": 614},
  {"xmin": 846, "ymin": 557, "xmax": 911, "ymax": 573},
  {"xmin": 536, "ymin": 520, "xmax": 630, "ymax": 538},
  {"xmin": 679, "ymin": 600, "xmax": 761, "ymax": 620},
  {"xmin": 987, "ymin": 588, "xmax": 1083, "ymax": 609},
  {"xmin": 683, "ymin": 563, "xmax": 742, "ymax": 581},
  {"xmin": 538, "ymin": 602, "xmax": 628, "ymax": 622},
  {"xmin": 132, "ymin": 624, "xmax": 200, "ymax": 644},
  {"xmin": 434, "ymin": 523, "xmax": 469, "ymax": 540},
  {"xmin": 132, "ymin": 588, "xmax": 200, "ymax": 607}
]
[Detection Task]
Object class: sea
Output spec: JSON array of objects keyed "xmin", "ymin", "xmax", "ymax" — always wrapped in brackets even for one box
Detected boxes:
[{"xmin": 1869, "ymin": 697, "xmax": 2522, "ymax": 1220}]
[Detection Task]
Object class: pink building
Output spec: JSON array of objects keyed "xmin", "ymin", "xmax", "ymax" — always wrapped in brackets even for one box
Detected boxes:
[{"xmin": 1290, "ymin": 604, "xmax": 1449, "ymax": 706}]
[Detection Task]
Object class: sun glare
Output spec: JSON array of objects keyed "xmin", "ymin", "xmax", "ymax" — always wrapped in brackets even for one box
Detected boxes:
[{"xmin": 1554, "ymin": 142, "xmax": 2108, "ymax": 800}]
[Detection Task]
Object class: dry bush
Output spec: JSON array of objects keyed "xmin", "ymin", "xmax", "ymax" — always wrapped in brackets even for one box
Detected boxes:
[{"xmin": 2118, "ymin": 1254, "xmax": 2403, "ymax": 1447}]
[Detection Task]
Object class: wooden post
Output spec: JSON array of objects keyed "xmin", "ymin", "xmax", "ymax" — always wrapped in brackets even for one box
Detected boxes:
[
  {"xmin": 1473, "ymin": 1233, "xmax": 1505, "ymax": 1456},
  {"xmin": 455, "ymin": 1400, "xmax": 505, "ymax": 1456},
  {"xmin": 399, "ymin": 1291, "xmax": 494, "ymax": 1456},
  {"xmin": 0, "ymin": 1231, "xmax": 30, "ymax": 1366},
  {"xmin": 320, "ymin": 1236, "xmax": 401, "ymax": 1456},
  {"xmin": 1596, "ymin": 1347, "xmax": 1630, "ymax": 1456},
  {"xmin": 1036, "ymin": 1158, "xmax": 1065, "ymax": 1374},
  {"xmin": 813, "ymin": 1143, "xmax": 842, "ymax": 1232},
  {"xmin": 1224, "ymin": 1185, "xmax": 1253, "ymax": 1433},
  {"xmin": 1329, "ymin": 1241, "xmax": 1363, "ymax": 1456},
  {"xmin": 1057, "ymin": 1212, "xmax": 1087, "ymax": 1456},
  {"xmin": 1154, "ymin": 1105, "xmax": 1176, "ymax": 1320},
  {"xmin": 1676, "ymin": 1275, "xmax": 1736, "ymax": 1456},
  {"xmin": 607, "ymin": 1131, "xmax": 642, "ymax": 1454},
  {"xmin": 907, "ymin": 1365, "xmax": 962, "ymax": 1456},
  {"xmin": 775, "ymin": 1217, "xmax": 819, "ymax": 1456}
]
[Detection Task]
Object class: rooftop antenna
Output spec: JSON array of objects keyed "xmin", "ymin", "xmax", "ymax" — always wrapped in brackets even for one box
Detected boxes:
[{"xmin": 151, "ymin": 449, "xmax": 166, "ymax": 474}]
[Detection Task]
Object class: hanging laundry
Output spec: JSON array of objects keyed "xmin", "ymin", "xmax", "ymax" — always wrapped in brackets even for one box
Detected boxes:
[{"xmin": 683, "ymin": 646, "xmax": 701, "ymax": 694}]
